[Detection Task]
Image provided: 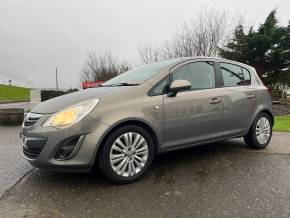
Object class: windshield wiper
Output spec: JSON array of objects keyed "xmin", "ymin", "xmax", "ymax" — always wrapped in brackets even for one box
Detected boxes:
[{"xmin": 101, "ymin": 82, "xmax": 140, "ymax": 87}]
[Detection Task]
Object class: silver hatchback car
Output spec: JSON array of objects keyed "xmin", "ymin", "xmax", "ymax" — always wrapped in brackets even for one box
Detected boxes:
[{"xmin": 22, "ymin": 57, "xmax": 273, "ymax": 184}]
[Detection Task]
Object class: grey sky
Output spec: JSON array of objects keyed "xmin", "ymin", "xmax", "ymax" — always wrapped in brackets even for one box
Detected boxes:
[{"xmin": 0, "ymin": 0, "xmax": 289, "ymax": 89}]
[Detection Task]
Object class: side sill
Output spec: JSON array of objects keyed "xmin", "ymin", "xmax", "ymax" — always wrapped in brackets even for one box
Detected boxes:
[{"xmin": 159, "ymin": 134, "xmax": 244, "ymax": 153}]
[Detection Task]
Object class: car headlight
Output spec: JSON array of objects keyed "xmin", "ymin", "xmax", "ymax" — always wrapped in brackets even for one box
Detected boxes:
[{"xmin": 43, "ymin": 98, "xmax": 99, "ymax": 128}]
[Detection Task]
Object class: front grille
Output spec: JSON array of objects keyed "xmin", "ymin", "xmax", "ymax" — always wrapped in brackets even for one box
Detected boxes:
[
  {"xmin": 23, "ymin": 146, "xmax": 42, "ymax": 159},
  {"xmin": 23, "ymin": 113, "xmax": 43, "ymax": 127}
]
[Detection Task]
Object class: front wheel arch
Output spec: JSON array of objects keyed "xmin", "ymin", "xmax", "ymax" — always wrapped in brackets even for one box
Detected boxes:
[
  {"xmin": 97, "ymin": 124, "xmax": 155, "ymax": 183},
  {"xmin": 94, "ymin": 119, "xmax": 159, "ymax": 167}
]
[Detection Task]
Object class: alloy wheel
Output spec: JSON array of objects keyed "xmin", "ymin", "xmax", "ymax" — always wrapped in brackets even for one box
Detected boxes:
[
  {"xmin": 255, "ymin": 116, "xmax": 271, "ymax": 145},
  {"xmin": 109, "ymin": 132, "xmax": 149, "ymax": 177}
]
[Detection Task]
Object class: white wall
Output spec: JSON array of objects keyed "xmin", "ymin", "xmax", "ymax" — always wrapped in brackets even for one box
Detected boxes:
[{"xmin": 30, "ymin": 89, "xmax": 41, "ymax": 103}]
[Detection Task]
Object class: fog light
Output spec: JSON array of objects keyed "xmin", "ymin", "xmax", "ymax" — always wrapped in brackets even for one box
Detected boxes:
[{"xmin": 55, "ymin": 135, "xmax": 85, "ymax": 160}]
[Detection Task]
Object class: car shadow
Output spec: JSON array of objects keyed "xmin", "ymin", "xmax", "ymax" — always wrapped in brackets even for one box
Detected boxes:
[{"xmin": 30, "ymin": 138, "xmax": 249, "ymax": 187}]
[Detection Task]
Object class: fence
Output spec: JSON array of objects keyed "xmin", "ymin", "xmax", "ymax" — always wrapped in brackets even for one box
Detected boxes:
[
  {"xmin": 279, "ymin": 94, "xmax": 290, "ymax": 106},
  {"xmin": 40, "ymin": 89, "xmax": 78, "ymax": 102},
  {"xmin": 30, "ymin": 89, "xmax": 79, "ymax": 102}
]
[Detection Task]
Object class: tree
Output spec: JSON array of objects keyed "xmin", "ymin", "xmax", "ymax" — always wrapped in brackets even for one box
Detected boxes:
[
  {"xmin": 140, "ymin": 8, "xmax": 233, "ymax": 64},
  {"xmin": 269, "ymin": 21, "xmax": 290, "ymax": 93},
  {"xmin": 139, "ymin": 45, "xmax": 161, "ymax": 64},
  {"xmin": 81, "ymin": 52, "xmax": 131, "ymax": 82},
  {"xmin": 220, "ymin": 9, "xmax": 290, "ymax": 93},
  {"xmin": 219, "ymin": 24, "xmax": 249, "ymax": 63}
]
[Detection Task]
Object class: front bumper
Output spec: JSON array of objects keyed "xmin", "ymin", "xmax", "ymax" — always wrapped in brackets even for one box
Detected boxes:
[{"xmin": 21, "ymin": 114, "xmax": 110, "ymax": 172}]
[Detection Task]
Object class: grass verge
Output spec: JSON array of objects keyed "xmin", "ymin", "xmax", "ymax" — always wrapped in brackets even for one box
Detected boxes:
[
  {"xmin": 273, "ymin": 116, "xmax": 290, "ymax": 132},
  {"xmin": 0, "ymin": 84, "xmax": 30, "ymax": 102}
]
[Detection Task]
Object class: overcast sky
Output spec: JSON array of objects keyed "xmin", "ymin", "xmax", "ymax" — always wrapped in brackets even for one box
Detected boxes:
[{"xmin": 0, "ymin": 0, "xmax": 289, "ymax": 89}]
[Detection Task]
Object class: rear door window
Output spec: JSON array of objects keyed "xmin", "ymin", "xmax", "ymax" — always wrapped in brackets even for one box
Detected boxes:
[{"xmin": 220, "ymin": 63, "xmax": 251, "ymax": 86}]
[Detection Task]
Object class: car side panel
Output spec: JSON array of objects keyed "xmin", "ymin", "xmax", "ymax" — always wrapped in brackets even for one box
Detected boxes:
[
  {"xmin": 221, "ymin": 86, "xmax": 257, "ymax": 137},
  {"xmin": 163, "ymin": 89, "xmax": 223, "ymax": 148},
  {"xmin": 248, "ymin": 86, "xmax": 273, "ymax": 129},
  {"xmin": 89, "ymin": 85, "xmax": 165, "ymax": 148}
]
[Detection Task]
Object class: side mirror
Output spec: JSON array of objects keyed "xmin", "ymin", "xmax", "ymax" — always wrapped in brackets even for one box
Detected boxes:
[{"xmin": 169, "ymin": 80, "xmax": 192, "ymax": 96}]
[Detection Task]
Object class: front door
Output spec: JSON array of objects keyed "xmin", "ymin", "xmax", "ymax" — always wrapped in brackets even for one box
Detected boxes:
[{"xmin": 163, "ymin": 61, "xmax": 223, "ymax": 148}]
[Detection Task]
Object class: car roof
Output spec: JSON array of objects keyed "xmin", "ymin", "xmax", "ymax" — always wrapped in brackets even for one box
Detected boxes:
[{"xmin": 174, "ymin": 56, "xmax": 254, "ymax": 71}]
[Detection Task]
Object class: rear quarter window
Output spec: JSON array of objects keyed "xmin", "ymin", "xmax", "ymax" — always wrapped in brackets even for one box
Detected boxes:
[{"xmin": 241, "ymin": 68, "xmax": 251, "ymax": 85}]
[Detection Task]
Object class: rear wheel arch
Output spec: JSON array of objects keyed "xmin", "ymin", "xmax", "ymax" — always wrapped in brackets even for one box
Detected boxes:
[
  {"xmin": 259, "ymin": 110, "xmax": 274, "ymax": 126},
  {"xmin": 250, "ymin": 109, "xmax": 274, "ymax": 128},
  {"xmin": 245, "ymin": 109, "xmax": 274, "ymax": 137},
  {"xmin": 244, "ymin": 111, "xmax": 273, "ymax": 149}
]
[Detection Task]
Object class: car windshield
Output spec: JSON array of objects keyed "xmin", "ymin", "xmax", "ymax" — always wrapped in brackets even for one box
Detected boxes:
[{"xmin": 102, "ymin": 59, "xmax": 179, "ymax": 86}]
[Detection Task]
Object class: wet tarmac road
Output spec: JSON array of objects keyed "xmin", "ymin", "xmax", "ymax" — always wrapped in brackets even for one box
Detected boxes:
[
  {"xmin": 0, "ymin": 129, "xmax": 290, "ymax": 217},
  {"xmin": 0, "ymin": 126, "xmax": 33, "ymax": 198},
  {"xmin": 0, "ymin": 102, "xmax": 37, "ymax": 111}
]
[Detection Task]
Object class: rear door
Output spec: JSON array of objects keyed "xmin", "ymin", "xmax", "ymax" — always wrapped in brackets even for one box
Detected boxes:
[
  {"xmin": 163, "ymin": 60, "xmax": 223, "ymax": 148},
  {"xmin": 218, "ymin": 62, "xmax": 257, "ymax": 137}
]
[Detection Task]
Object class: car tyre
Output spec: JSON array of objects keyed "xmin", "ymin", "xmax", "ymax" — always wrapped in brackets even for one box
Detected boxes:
[
  {"xmin": 98, "ymin": 125, "xmax": 154, "ymax": 184},
  {"xmin": 244, "ymin": 112, "xmax": 273, "ymax": 149}
]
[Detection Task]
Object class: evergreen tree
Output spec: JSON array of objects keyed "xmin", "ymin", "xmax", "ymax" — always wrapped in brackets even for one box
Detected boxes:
[
  {"xmin": 220, "ymin": 24, "xmax": 249, "ymax": 63},
  {"xmin": 220, "ymin": 9, "xmax": 290, "ymax": 93}
]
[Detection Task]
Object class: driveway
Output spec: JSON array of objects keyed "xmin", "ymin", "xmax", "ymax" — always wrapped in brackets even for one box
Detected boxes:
[{"xmin": 0, "ymin": 128, "xmax": 289, "ymax": 217}]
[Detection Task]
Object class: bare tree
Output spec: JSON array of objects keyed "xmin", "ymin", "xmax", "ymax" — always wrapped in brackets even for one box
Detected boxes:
[
  {"xmin": 81, "ymin": 52, "xmax": 131, "ymax": 82},
  {"xmin": 139, "ymin": 8, "xmax": 234, "ymax": 63},
  {"xmin": 139, "ymin": 45, "xmax": 161, "ymax": 64}
]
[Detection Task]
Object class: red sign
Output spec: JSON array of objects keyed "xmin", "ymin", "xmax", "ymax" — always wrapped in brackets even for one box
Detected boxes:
[{"xmin": 82, "ymin": 80, "xmax": 104, "ymax": 89}]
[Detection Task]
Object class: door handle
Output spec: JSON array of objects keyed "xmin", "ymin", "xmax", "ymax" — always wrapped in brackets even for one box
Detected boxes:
[
  {"xmin": 247, "ymin": 93, "xmax": 255, "ymax": 99},
  {"xmin": 209, "ymin": 97, "xmax": 221, "ymax": 104}
]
